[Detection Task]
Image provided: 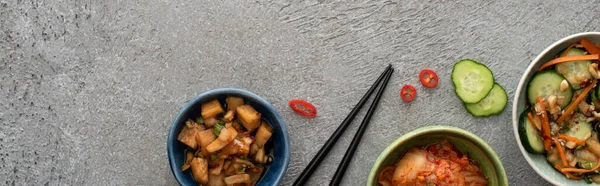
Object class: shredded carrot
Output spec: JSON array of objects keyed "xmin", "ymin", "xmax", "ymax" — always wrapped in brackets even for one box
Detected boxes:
[
  {"xmin": 581, "ymin": 39, "xmax": 600, "ymax": 55},
  {"xmin": 555, "ymin": 163, "xmax": 563, "ymax": 170},
  {"xmin": 558, "ymin": 134, "xmax": 586, "ymax": 146},
  {"xmin": 555, "ymin": 164, "xmax": 582, "ymax": 180},
  {"xmin": 562, "ymin": 43, "xmax": 576, "ymax": 57},
  {"xmin": 561, "ymin": 161, "xmax": 600, "ymax": 173},
  {"xmin": 557, "ymin": 79, "xmax": 598, "ymax": 124},
  {"xmin": 555, "ymin": 138, "xmax": 568, "ymax": 167},
  {"xmin": 538, "ymin": 54, "xmax": 600, "ymax": 71},
  {"xmin": 565, "ymin": 172, "xmax": 583, "ymax": 180},
  {"xmin": 527, "ymin": 112, "xmax": 541, "ymax": 131},
  {"xmin": 537, "ymin": 97, "xmax": 552, "ymax": 150}
]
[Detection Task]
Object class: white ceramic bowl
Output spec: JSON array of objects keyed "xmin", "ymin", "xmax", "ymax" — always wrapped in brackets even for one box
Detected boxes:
[{"xmin": 513, "ymin": 32, "xmax": 600, "ymax": 185}]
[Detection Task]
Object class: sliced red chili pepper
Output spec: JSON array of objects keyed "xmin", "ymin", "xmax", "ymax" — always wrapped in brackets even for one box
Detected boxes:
[
  {"xmin": 419, "ymin": 69, "xmax": 439, "ymax": 88},
  {"xmin": 400, "ymin": 85, "xmax": 417, "ymax": 102},
  {"xmin": 288, "ymin": 99, "xmax": 317, "ymax": 118}
]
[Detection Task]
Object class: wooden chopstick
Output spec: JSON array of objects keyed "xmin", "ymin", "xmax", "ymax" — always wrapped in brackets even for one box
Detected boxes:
[
  {"xmin": 292, "ymin": 64, "xmax": 393, "ymax": 186},
  {"xmin": 330, "ymin": 67, "xmax": 393, "ymax": 186}
]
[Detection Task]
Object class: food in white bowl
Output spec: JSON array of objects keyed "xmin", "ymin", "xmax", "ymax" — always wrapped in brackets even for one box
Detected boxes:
[{"xmin": 514, "ymin": 32, "xmax": 600, "ymax": 185}]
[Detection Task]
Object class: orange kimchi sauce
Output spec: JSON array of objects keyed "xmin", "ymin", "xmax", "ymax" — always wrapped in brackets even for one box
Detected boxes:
[{"xmin": 378, "ymin": 140, "xmax": 488, "ymax": 186}]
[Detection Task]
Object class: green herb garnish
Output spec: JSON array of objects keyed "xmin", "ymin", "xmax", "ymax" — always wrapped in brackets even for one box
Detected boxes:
[
  {"xmin": 560, "ymin": 125, "xmax": 570, "ymax": 134},
  {"xmin": 213, "ymin": 123, "xmax": 225, "ymax": 136},
  {"xmin": 210, "ymin": 155, "xmax": 217, "ymax": 161},
  {"xmin": 581, "ymin": 160, "xmax": 595, "ymax": 169},
  {"xmin": 584, "ymin": 174, "xmax": 593, "ymax": 184},
  {"xmin": 195, "ymin": 117, "xmax": 204, "ymax": 124}
]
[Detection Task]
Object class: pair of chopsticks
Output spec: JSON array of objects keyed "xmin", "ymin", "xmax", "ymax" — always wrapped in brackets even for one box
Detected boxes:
[{"xmin": 293, "ymin": 64, "xmax": 394, "ymax": 186}]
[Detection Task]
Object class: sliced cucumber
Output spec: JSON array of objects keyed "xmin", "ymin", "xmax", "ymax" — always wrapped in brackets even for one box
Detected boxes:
[
  {"xmin": 563, "ymin": 113, "xmax": 593, "ymax": 141},
  {"xmin": 556, "ymin": 48, "xmax": 592, "ymax": 90},
  {"xmin": 464, "ymin": 84, "xmax": 507, "ymax": 116},
  {"xmin": 518, "ymin": 110, "xmax": 545, "ymax": 154},
  {"xmin": 527, "ymin": 71, "xmax": 573, "ymax": 109},
  {"xmin": 452, "ymin": 59, "xmax": 495, "ymax": 103}
]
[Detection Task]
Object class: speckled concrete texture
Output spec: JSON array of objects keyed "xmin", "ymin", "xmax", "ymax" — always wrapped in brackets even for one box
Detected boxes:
[{"xmin": 1, "ymin": 0, "xmax": 599, "ymax": 185}]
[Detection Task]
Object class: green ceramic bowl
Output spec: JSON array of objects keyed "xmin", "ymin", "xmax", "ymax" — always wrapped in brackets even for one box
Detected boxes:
[
  {"xmin": 367, "ymin": 126, "xmax": 508, "ymax": 186},
  {"xmin": 512, "ymin": 32, "xmax": 600, "ymax": 185}
]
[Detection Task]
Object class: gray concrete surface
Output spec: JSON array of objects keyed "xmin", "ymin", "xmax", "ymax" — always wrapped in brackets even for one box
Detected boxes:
[{"xmin": 1, "ymin": 0, "xmax": 600, "ymax": 185}]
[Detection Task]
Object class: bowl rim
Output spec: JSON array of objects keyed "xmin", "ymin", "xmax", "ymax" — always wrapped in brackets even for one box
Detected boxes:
[
  {"xmin": 512, "ymin": 32, "xmax": 600, "ymax": 185},
  {"xmin": 366, "ymin": 125, "xmax": 507, "ymax": 185},
  {"xmin": 166, "ymin": 88, "xmax": 291, "ymax": 185}
]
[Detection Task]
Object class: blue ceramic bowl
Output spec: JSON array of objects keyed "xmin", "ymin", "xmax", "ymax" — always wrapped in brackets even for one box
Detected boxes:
[{"xmin": 167, "ymin": 88, "xmax": 290, "ymax": 186}]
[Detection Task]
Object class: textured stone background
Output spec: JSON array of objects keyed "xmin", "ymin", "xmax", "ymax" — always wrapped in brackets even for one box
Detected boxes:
[{"xmin": 1, "ymin": 0, "xmax": 600, "ymax": 185}]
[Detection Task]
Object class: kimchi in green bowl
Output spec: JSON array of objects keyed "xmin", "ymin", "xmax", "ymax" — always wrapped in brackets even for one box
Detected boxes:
[{"xmin": 367, "ymin": 126, "xmax": 508, "ymax": 186}]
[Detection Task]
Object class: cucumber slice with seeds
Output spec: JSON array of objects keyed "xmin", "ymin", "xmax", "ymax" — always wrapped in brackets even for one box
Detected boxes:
[
  {"xmin": 465, "ymin": 84, "xmax": 508, "ymax": 116},
  {"xmin": 563, "ymin": 113, "xmax": 593, "ymax": 141},
  {"xmin": 527, "ymin": 71, "xmax": 573, "ymax": 109},
  {"xmin": 518, "ymin": 110, "xmax": 545, "ymax": 154},
  {"xmin": 452, "ymin": 59, "xmax": 495, "ymax": 103},
  {"xmin": 556, "ymin": 48, "xmax": 592, "ymax": 90}
]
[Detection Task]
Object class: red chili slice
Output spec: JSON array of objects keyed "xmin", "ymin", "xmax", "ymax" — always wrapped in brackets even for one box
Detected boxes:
[
  {"xmin": 400, "ymin": 85, "xmax": 417, "ymax": 102},
  {"xmin": 288, "ymin": 99, "xmax": 317, "ymax": 118},
  {"xmin": 419, "ymin": 69, "xmax": 439, "ymax": 88}
]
